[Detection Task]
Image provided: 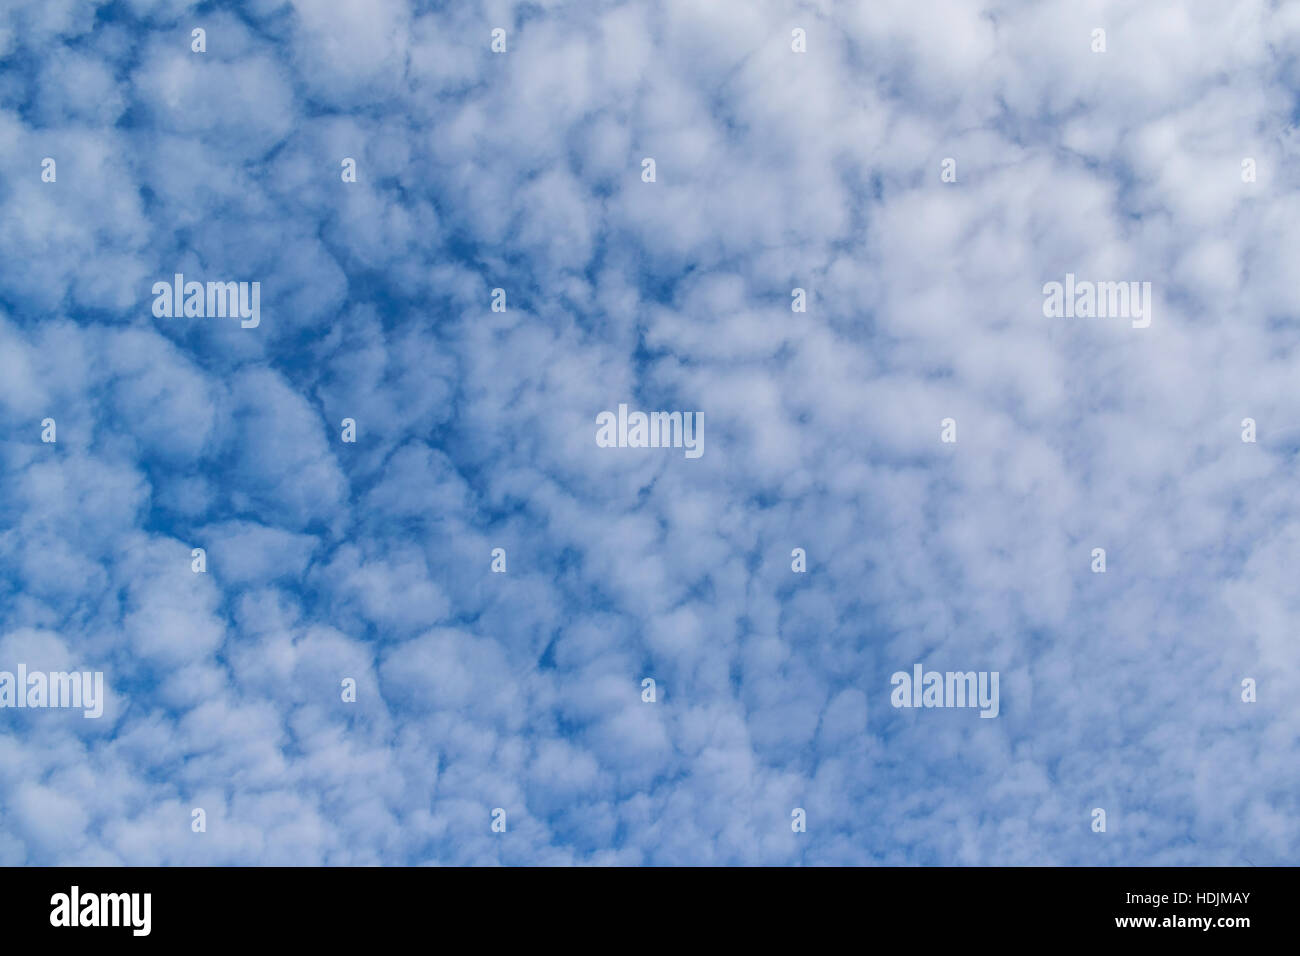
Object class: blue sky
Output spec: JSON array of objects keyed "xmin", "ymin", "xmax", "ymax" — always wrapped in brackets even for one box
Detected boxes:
[{"xmin": 0, "ymin": 0, "xmax": 1296, "ymax": 865}]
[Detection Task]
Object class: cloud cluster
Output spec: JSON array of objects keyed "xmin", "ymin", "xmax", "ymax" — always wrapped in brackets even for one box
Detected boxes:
[{"xmin": 0, "ymin": 0, "xmax": 1295, "ymax": 865}]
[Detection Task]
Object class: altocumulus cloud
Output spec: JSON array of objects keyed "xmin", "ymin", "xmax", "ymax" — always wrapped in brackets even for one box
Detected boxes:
[{"xmin": 0, "ymin": 0, "xmax": 1296, "ymax": 865}]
